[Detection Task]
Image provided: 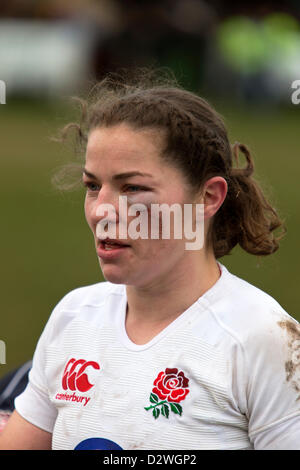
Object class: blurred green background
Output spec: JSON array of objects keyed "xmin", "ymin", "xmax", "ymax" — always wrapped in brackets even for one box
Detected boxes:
[{"xmin": 0, "ymin": 0, "xmax": 300, "ymax": 377}]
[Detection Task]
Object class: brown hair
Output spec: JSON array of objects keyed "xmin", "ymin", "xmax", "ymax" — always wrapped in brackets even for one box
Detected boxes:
[{"xmin": 55, "ymin": 68, "xmax": 285, "ymax": 259}]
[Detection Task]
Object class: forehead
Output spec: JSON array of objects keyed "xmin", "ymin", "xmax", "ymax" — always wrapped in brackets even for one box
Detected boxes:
[
  {"xmin": 84, "ymin": 124, "xmax": 192, "ymax": 197},
  {"xmin": 86, "ymin": 124, "xmax": 164, "ymax": 169}
]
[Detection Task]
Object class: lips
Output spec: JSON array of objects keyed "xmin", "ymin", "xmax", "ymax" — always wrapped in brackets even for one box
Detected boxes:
[
  {"xmin": 96, "ymin": 237, "xmax": 131, "ymax": 258},
  {"xmin": 98, "ymin": 238, "xmax": 130, "ymax": 248}
]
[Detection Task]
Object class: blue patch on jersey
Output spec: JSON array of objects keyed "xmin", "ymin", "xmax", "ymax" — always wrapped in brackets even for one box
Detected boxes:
[{"xmin": 74, "ymin": 438, "xmax": 123, "ymax": 450}]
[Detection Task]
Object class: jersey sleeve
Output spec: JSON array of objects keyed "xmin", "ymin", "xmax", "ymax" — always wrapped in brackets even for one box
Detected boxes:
[
  {"xmin": 14, "ymin": 293, "xmax": 73, "ymax": 433},
  {"xmin": 244, "ymin": 311, "xmax": 300, "ymax": 449}
]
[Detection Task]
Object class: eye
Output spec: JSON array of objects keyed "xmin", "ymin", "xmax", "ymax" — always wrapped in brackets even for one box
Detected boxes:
[
  {"xmin": 83, "ymin": 181, "xmax": 100, "ymax": 192},
  {"xmin": 123, "ymin": 185, "xmax": 149, "ymax": 193}
]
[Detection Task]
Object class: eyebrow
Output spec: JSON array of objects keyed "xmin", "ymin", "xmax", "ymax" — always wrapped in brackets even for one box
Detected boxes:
[{"xmin": 83, "ymin": 169, "xmax": 153, "ymax": 180}]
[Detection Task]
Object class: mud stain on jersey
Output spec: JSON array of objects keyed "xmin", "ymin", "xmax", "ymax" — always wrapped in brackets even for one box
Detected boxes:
[{"xmin": 278, "ymin": 319, "xmax": 300, "ymax": 398}]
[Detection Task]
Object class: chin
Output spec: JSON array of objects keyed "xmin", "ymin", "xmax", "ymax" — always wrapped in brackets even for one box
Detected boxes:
[
  {"xmin": 100, "ymin": 264, "xmax": 130, "ymax": 285},
  {"xmin": 100, "ymin": 264, "xmax": 153, "ymax": 287}
]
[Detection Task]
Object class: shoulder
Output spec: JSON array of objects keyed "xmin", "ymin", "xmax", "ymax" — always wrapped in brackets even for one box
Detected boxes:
[
  {"xmin": 42, "ymin": 281, "xmax": 126, "ymax": 336},
  {"xmin": 204, "ymin": 265, "xmax": 300, "ymax": 418},
  {"xmin": 55, "ymin": 280, "xmax": 124, "ymax": 311},
  {"xmin": 208, "ymin": 264, "xmax": 298, "ymax": 347}
]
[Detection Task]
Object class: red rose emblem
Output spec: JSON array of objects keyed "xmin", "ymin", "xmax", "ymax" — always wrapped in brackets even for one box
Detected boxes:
[
  {"xmin": 144, "ymin": 368, "xmax": 190, "ymax": 420},
  {"xmin": 153, "ymin": 368, "xmax": 189, "ymax": 403}
]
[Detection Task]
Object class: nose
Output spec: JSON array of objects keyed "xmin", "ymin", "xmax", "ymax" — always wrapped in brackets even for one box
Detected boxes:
[{"xmin": 89, "ymin": 186, "xmax": 120, "ymax": 228}]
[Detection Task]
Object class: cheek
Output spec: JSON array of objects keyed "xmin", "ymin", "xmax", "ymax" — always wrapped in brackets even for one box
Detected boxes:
[
  {"xmin": 128, "ymin": 201, "xmax": 187, "ymax": 248},
  {"xmin": 84, "ymin": 196, "xmax": 94, "ymax": 229},
  {"xmin": 135, "ymin": 233, "xmax": 184, "ymax": 266}
]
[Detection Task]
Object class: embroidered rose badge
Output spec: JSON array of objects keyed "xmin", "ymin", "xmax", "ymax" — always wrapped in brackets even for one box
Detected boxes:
[{"xmin": 144, "ymin": 368, "xmax": 190, "ymax": 419}]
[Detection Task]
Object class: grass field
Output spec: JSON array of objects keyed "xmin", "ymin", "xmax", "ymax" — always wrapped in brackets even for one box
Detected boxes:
[{"xmin": 0, "ymin": 97, "xmax": 299, "ymax": 378}]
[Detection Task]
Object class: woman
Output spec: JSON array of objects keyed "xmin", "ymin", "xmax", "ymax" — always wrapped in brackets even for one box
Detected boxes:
[{"xmin": 1, "ymin": 72, "xmax": 299, "ymax": 450}]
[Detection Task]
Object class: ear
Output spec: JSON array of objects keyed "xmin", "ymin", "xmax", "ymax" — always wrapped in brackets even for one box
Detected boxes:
[{"xmin": 198, "ymin": 176, "xmax": 228, "ymax": 220}]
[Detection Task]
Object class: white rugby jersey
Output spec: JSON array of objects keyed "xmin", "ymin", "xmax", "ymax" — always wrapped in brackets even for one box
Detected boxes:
[{"xmin": 15, "ymin": 263, "xmax": 300, "ymax": 450}]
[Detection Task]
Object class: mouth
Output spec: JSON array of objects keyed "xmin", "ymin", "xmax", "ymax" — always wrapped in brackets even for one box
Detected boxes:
[
  {"xmin": 98, "ymin": 238, "xmax": 131, "ymax": 250},
  {"xmin": 96, "ymin": 238, "xmax": 131, "ymax": 258}
]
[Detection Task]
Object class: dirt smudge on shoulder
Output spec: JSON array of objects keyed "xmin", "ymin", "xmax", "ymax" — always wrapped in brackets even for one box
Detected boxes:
[
  {"xmin": 278, "ymin": 319, "xmax": 300, "ymax": 339},
  {"xmin": 285, "ymin": 360, "xmax": 294, "ymax": 381},
  {"xmin": 277, "ymin": 319, "xmax": 300, "ymax": 397}
]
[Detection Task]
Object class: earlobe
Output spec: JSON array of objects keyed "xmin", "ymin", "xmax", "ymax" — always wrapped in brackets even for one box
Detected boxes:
[{"xmin": 202, "ymin": 177, "xmax": 228, "ymax": 220}]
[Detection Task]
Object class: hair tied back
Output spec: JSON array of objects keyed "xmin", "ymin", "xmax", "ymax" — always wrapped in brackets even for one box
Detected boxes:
[{"xmin": 231, "ymin": 141, "xmax": 254, "ymax": 178}]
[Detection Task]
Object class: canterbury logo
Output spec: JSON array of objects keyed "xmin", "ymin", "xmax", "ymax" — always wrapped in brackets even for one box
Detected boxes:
[{"xmin": 62, "ymin": 358, "xmax": 100, "ymax": 393}]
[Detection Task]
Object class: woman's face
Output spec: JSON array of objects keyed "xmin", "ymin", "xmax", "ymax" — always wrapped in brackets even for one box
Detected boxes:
[{"xmin": 84, "ymin": 123, "xmax": 201, "ymax": 288}]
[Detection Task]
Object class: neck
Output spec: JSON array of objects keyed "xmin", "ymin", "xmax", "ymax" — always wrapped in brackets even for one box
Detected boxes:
[{"xmin": 125, "ymin": 250, "xmax": 221, "ymax": 341}]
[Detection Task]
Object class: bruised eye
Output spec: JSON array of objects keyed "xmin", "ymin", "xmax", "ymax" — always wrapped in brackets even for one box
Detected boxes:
[{"xmin": 123, "ymin": 185, "xmax": 149, "ymax": 193}]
